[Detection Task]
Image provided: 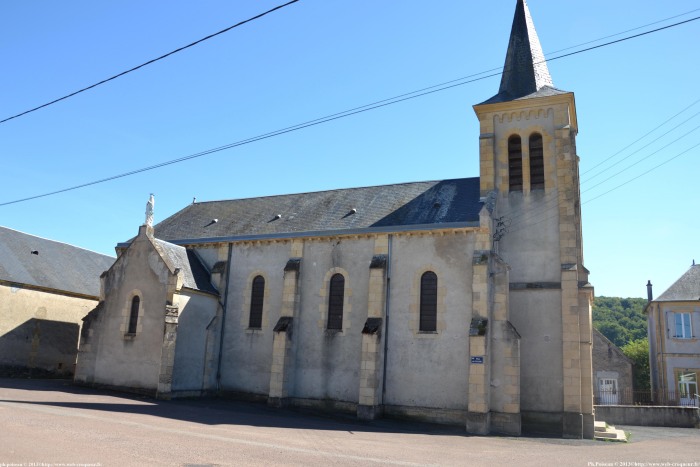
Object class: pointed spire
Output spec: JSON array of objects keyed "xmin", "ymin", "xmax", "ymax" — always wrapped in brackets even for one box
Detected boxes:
[{"xmin": 484, "ymin": 0, "xmax": 555, "ymax": 104}]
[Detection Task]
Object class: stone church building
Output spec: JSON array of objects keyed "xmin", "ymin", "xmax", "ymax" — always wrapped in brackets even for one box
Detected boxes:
[{"xmin": 75, "ymin": 0, "xmax": 595, "ymax": 438}]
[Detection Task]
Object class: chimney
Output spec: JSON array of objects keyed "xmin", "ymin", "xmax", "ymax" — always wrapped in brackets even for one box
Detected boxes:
[{"xmin": 646, "ymin": 280, "xmax": 653, "ymax": 302}]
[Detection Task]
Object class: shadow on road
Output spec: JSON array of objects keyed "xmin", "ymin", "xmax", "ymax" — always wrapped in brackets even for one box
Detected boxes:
[{"xmin": 0, "ymin": 377, "xmax": 470, "ymax": 437}]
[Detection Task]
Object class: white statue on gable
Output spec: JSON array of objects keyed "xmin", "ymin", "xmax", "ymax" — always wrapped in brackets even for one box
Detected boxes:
[{"xmin": 145, "ymin": 194, "xmax": 155, "ymax": 226}]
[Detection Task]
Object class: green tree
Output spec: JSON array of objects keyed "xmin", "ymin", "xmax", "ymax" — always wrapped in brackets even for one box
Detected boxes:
[
  {"xmin": 592, "ymin": 296, "xmax": 648, "ymax": 347},
  {"xmin": 621, "ymin": 338, "xmax": 651, "ymax": 391}
]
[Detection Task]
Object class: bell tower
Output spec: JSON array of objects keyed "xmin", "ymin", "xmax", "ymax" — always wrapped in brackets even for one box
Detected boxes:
[{"xmin": 473, "ymin": 0, "xmax": 594, "ymax": 438}]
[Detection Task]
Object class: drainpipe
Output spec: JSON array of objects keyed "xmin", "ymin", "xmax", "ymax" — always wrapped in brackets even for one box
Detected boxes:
[
  {"xmin": 216, "ymin": 243, "xmax": 233, "ymax": 392},
  {"xmin": 381, "ymin": 234, "xmax": 393, "ymax": 405}
]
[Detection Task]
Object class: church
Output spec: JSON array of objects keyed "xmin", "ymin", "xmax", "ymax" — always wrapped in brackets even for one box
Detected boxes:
[{"xmin": 74, "ymin": 0, "xmax": 595, "ymax": 438}]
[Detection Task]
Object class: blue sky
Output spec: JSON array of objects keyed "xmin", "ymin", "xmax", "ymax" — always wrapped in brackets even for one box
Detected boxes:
[{"xmin": 1, "ymin": 1, "xmax": 698, "ymax": 299}]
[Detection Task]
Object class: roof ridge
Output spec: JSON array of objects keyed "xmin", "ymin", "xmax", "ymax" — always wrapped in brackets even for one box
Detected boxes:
[{"xmin": 185, "ymin": 177, "xmax": 479, "ymax": 205}]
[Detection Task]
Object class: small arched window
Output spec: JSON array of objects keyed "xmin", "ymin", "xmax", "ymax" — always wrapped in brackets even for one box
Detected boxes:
[
  {"xmin": 327, "ymin": 273, "xmax": 345, "ymax": 330},
  {"xmin": 249, "ymin": 275, "xmax": 265, "ymax": 329},
  {"xmin": 419, "ymin": 271, "xmax": 438, "ymax": 332},
  {"xmin": 529, "ymin": 133, "xmax": 544, "ymax": 190},
  {"xmin": 128, "ymin": 296, "xmax": 140, "ymax": 334},
  {"xmin": 508, "ymin": 135, "xmax": 523, "ymax": 192}
]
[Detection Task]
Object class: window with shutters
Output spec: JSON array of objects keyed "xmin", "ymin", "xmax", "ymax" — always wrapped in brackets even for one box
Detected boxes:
[
  {"xmin": 327, "ymin": 273, "xmax": 345, "ymax": 330},
  {"xmin": 127, "ymin": 295, "xmax": 140, "ymax": 335},
  {"xmin": 529, "ymin": 133, "xmax": 545, "ymax": 190},
  {"xmin": 419, "ymin": 271, "xmax": 438, "ymax": 332},
  {"xmin": 248, "ymin": 275, "xmax": 265, "ymax": 329},
  {"xmin": 508, "ymin": 135, "xmax": 523, "ymax": 192},
  {"xmin": 674, "ymin": 312, "xmax": 692, "ymax": 339}
]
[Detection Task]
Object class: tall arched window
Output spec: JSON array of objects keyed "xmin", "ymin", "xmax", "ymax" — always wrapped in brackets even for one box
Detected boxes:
[
  {"xmin": 249, "ymin": 275, "xmax": 265, "ymax": 329},
  {"xmin": 327, "ymin": 273, "xmax": 345, "ymax": 330},
  {"xmin": 419, "ymin": 271, "xmax": 438, "ymax": 332},
  {"xmin": 529, "ymin": 133, "xmax": 545, "ymax": 190},
  {"xmin": 128, "ymin": 296, "xmax": 140, "ymax": 334},
  {"xmin": 508, "ymin": 135, "xmax": 523, "ymax": 192}
]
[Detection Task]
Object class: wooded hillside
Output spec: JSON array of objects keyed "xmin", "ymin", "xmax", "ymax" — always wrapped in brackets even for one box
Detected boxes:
[{"xmin": 592, "ymin": 296, "xmax": 647, "ymax": 348}]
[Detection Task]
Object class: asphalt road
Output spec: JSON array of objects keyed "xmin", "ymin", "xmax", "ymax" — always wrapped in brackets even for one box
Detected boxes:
[{"xmin": 0, "ymin": 378, "xmax": 698, "ymax": 466}]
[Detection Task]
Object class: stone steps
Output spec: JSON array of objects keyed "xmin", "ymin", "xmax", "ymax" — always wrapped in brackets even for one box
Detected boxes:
[{"xmin": 594, "ymin": 420, "xmax": 628, "ymax": 442}]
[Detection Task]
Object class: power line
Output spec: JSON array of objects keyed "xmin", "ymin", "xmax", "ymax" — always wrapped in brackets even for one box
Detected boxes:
[
  {"xmin": 580, "ymin": 99, "xmax": 700, "ymax": 178},
  {"xmin": 492, "ymin": 97, "xmax": 700, "ymax": 235},
  {"xmin": 503, "ymin": 140, "xmax": 699, "ymax": 238},
  {"xmin": 505, "ymin": 130, "xmax": 700, "ymax": 237},
  {"xmin": 1, "ymin": 14, "xmax": 698, "ymax": 207},
  {"xmin": 1, "ymin": 5, "xmax": 697, "ymax": 127},
  {"xmin": 582, "ymin": 123, "xmax": 700, "ymax": 192},
  {"xmin": 582, "ymin": 143, "xmax": 700, "ymax": 205},
  {"xmin": 0, "ymin": 0, "xmax": 301, "ymax": 125}
]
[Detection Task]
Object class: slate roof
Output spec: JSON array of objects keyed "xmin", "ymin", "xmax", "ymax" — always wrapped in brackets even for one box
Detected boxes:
[
  {"xmin": 656, "ymin": 265, "xmax": 700, "ymax": 302},
  {"xmin": 151, "ymin": 238, "xmax": 218, "ymax": 295},
  {"xmin": 151, "ymin": 178, "xmax": 483, "ymax": 244},
  {"xmin": 0, "ymin": 226, "xmax": 115, "ymax": 297},
  {"xmin": 480, "ymin": 0, "xmax": 566, "ymax": 105}
]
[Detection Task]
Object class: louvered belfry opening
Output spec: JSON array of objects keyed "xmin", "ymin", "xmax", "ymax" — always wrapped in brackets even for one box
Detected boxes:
[
  {"xmin": 508, "ymin": 135, "xmax": 523, "ymax": 192},
  {"xmin": 128, "ymin": 296, "xmax": 140, "ymax": 334},
  {"xmin": 529, "ymin": 133, "xmax": 545, "ymax": 190},
  {"xmin": 327, "ymin": 273, "xmax": 345, "ymax": 330},
  {"xmin": 249, "ymin": 275, "xmax": 265, "ymax": 329},
  {"xmin": 419, "ymin": 271, "xmax": 437, "ymax": 332}
]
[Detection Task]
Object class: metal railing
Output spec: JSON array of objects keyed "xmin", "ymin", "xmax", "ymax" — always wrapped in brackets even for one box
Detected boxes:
[{"xmin": 594, "ymin": 388, "xmax": 699, "ymax": 407}]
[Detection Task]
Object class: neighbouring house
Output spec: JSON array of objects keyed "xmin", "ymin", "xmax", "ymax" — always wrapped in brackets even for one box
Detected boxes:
[
  {"xmin": 592, "ymin": 328, "xmax": 634, "ymax": 405},
  {"xmin": 646, "ymin": 263, "xmax": 700, "ymax": 406},
  {"xmin": 75, "ymin": 0, "xmax": 595, "ymax": 438},
  {"xmin": 0, "ymin": 226, "xmax": 114, "ymax": 376}
]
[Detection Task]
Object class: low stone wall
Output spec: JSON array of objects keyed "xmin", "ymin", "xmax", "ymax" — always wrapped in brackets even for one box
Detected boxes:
[{"xmin": 595, "ymin": 405, "xmax": 700, "ymax": 428}]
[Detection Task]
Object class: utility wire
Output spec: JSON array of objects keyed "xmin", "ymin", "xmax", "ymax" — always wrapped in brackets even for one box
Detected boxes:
[
  {"xmin": 581, "ymin": 98, "xmax": 700, "ymax": 177},
  {"xmin": 1, "ymin": 14, "xmax": 699, "ymax": 207},
  {"xmin": 545, "ymin": 7, "xmax": 700, "ymax": 56},
  {"xmin": 1, "ymin": 5, "xmax": 697, "ymax": 127},
  {"xmin": 504, "ymin": 139, "xmax": 699, "ymax": 237},
  {"xmin": 582, "ymin": 143, "xmax": 700, "ymax": 205},
  {"xmin": 0, "ymin": 0, "xmax": 300, "ymax": 125},
  {"xmin": 582, "ymin": 117, "xmax": 700, "ymax": 186},
  {"xmin": 492, "ymin": 100, "xmax": 700, "ymax": 233}
]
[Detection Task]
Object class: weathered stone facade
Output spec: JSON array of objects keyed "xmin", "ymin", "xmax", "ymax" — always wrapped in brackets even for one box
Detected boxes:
[
  {"xmin": 74, "ymin": 0, "xmax": 594, "ymax": 438},
  {"xmin": 592, "ymin": 328, "xmax": 634, "ymax": 405},
  {"xmin": 0, "ymin": 226, "xmax": 114, "ymax": 376}
]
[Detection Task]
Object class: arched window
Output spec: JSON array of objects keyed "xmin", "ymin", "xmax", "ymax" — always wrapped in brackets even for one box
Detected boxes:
[
  {"xmin": 327, "ymin": 273, "xmax": 345, "ymax": 330},
  {"xmin": 249, "ymin": 275, "xmax": 265, "ymax": 329},
  {"xmin": 508, "ymin": 135, "xmax": 523, "ymax": 192},
  {"xmin": 128, "ymin": 296, "xmax": 140, "ymax": 334},
  {"xmin": 529, "ymin": 133, "xmax": 545, "ymax": 190},
  {"xmin": 419, "ymin": 271, "xmax": 438, "ymax": 332}
]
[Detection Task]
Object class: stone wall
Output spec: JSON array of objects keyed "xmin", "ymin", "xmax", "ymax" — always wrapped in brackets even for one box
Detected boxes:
[
  {"xmin": 0, "ymin": 283, "xmax": 97, "ymax": 375},
  {"xmin": 595, "ymin": 405, "xmax": 700, "ymax": 428},
  {"xmin": 592, "ymin": 329, "xmax": 633, "ymax": 404}
]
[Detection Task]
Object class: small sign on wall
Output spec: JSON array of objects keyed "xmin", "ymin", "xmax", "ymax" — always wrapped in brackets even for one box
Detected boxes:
[{"xmin": 471, "ymin": 356, "xmax": 484, "ymax": 364}]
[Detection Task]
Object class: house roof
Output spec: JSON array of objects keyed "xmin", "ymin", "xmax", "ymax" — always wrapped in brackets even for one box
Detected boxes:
[
  {"xmin": 151, "ymin": 237, "xmax": 218, "ymax": 295},
  {"xmin": 151, "ymin": 178, "xmax": 483, "ymax": 244},
  {"xmin": 0, "ymin": 226, "xmax": 115, "ymax": 298},
  {"xmin": 480, "ymin": 0, "xmax": 566, "ymax": 105},
  {"xmin": 656, "ymin": 264, "xmax": 700, "ymax": 302}
]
